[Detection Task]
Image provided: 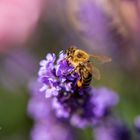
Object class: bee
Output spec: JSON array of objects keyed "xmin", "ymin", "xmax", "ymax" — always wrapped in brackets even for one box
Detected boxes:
[{"xmin": 66, "ymin": 46, "xmax": 112, "ymax": 87}]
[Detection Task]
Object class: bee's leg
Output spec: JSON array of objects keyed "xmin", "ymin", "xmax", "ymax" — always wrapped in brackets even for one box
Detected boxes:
[
  {"xmin": 77, "ymin": 80, "xmax": 83, "ymax": 87},
  {"xmin": 76, "ymin": 66, "xmax": 83, "ymax": 87},
  {"xmin": 67, "ymin": 65, "xmax": 83, "ymax": 87},
  {"xmin": 66, "ymin": 65, "xmax": 80, "ymax": 76}
]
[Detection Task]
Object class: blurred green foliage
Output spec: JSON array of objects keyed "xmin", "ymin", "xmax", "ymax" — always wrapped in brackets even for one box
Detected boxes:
[{"xmin": 0, "ymin": 88, "xmax": 32, "ymax": 140}]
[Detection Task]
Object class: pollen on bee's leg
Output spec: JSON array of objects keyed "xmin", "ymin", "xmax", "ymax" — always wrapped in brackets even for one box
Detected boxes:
[{"xmin": 77, "ymin": 80, "xmax": 82, "ymax": 87}]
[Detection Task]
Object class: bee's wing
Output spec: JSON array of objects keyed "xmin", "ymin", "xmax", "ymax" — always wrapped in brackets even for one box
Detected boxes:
[
  {"xmin": 92, "ymin": 66, "xmax": 101, "ymax": 80},
  {"xmin": 90, "ymin": 54, "xmax": 112, "ymax": 64}
]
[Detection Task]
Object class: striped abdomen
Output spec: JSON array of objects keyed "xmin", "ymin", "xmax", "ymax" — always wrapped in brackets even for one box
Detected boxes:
[{"xmin": 77, "ymin": 63, "xmax": 92, "ymax": 87}]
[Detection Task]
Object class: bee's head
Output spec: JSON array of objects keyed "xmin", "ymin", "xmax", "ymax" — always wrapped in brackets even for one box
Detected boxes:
[{"xmin": 66, "ymin": 47, "xmax": 76, "ymax": 57}]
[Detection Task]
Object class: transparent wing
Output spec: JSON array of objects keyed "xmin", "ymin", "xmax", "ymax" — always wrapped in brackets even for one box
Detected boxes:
[
  {"xmin": 92, "ymin": 66, "xmax": 101, "ymax": 80},
  {"xmin": 90, "ymin": 54, "xmax": 112, "ymax": 64}
]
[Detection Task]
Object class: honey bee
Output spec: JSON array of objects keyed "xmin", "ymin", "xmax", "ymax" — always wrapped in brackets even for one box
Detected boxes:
[{"xmin": 66, "ymin": 46, "xmax": 112, "ymax": 87}]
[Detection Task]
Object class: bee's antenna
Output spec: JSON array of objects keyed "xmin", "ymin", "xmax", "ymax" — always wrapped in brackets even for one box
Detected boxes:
[{"xmin": 59, "ymin": 50, "xmax": 64, "ymax": 55}]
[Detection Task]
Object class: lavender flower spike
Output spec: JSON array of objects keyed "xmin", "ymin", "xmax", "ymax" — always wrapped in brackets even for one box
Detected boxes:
[
  {"xmin": 70, "ymin": 87, "xmax": 119, "ymax": 128},
  {"xmin": 38, "ymin": 51, "xmax": 79, "ymax": 98},
  {"xmin": 38, "ymin": 49, "xmax": 119, "ymax": 128},
  {"xmin": 28, "ymin": 80, "xmax": 74, "ymax": 140},
  {"xmin": 31, "ymin": 122, "xmax": 73, "ymax": 140},
  {"xmin": 91, "ymin": 87, "xmax": 119, "ymax": 119},
  {"xmin": 94, "ymin": 117, "xmax": 131, "ymax": 140}
]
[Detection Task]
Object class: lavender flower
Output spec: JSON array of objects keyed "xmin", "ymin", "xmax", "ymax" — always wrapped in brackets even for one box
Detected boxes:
[
  {"xmin": 38, "ymin": 52, "xmax": 79, "ymax": 98},
  {"xmin": 91, "ymin": 87, "xmax": 119, "ymax": 119},
  {"xmin": 28, "ymin": 80, "xmax": 74, "ymax": 140},
  {"xmin": 94, "ymin": 117, "xmax": 131, "ymax": 140},
  {"xmin": 134, "ymin": 116, "xmax": 140, "ymax": 133},
  {"xmin": 75, "ymin": 0, "xmax": 110, "ymax": 42},
  {"xmin": 67, "ymin": 0, "xmax": 117, "ymax": 53},
  {"xmin": 70, "ymin": 87, "xmax": 119, "ymax": 128},
  {"xmin": 28, "ymin": 92, "xmax": 52, "ymax": 121},
  {"xmin": 31, "ymin": 121, "xmax": 73, "ymax": 140},
  {"xmin": 31, "ymin": 123, "xmax": 50, "ymax": 140},
  {"xmin": 38, "ymin": 50, "xmax": 119, "ymax": 128}
]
